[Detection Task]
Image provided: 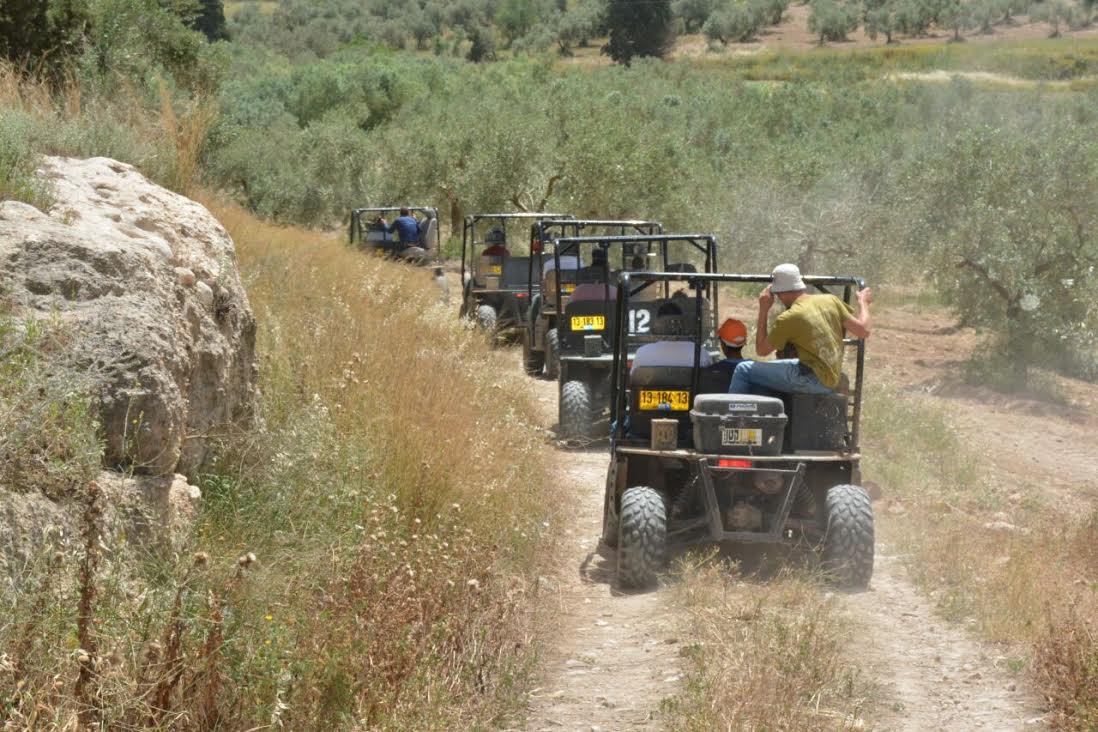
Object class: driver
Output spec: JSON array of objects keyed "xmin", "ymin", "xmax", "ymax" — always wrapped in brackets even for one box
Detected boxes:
[
  {"xmin": 483, "ymin": 227, "xmax": 509, "ymax": 257},
  {"xmin": 377, "ymin": 207, "xmax": 421, "ymax": 249}
]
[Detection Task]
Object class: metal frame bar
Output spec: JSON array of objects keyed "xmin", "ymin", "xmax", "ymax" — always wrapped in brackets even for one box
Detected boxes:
[
  {"xmin": 609, "ymin": 270, "xmax": 867, "ymax": 453},
  {"xmin": 462, "ymin": 212, "xmax": 571, "ymax": 289},
  {"xmin": 349, "ymin": 206, "xmax": 440, "ymax": 252},
  {"xmin": 551, "ymin": 234, "xmax": 719, "ymax": 379},
  {"xmin": 694, "ymin": 460, "xmax": 807, "ymax": 543}
]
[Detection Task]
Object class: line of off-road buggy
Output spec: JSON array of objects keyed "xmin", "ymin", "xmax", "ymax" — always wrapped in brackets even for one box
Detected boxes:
[{"xmin": 349, "ymin": 207, "xmax": 874, "ymax": 591}]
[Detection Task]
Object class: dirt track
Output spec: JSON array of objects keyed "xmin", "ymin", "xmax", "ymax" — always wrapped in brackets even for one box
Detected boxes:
[{"xmin": 513, "ymin": 298, "xmax": 1079, "ymax": 729}]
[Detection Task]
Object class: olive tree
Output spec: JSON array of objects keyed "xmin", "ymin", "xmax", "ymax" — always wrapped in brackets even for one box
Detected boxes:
[
  {"xmin": 808, "ymin": 0, "xmax": 860, "ymax": 43},
  {"xmin": 913, "ymin": 124, "xmax": 1098, "ymax": 385}
]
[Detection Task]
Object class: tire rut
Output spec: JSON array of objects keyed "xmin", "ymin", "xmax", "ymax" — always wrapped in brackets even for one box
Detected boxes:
[
  {"xmin": 845, "ymin": 543, "xmax": 1049, "ymax": 731},
  {"xmin": 518, "ymin": 378, "xmax": 683, "ymax": 731},
  {"xmin": 515, "ymin": 353, "xmax": 1051, "ymax": 731}
]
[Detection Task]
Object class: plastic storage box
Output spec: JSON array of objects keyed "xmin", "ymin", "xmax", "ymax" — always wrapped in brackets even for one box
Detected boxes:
[{"xmin": 691, "ymin": 394, "xmax": 787, "ymax": 455}]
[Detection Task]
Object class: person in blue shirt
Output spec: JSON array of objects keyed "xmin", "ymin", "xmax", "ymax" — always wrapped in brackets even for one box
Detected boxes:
[{"xmin": 377, "ymin": 208, "xmax": 422, "ymax": 250}]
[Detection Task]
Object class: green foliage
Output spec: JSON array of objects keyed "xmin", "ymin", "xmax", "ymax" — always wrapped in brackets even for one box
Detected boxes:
[
  {"xmin": 674, "ymin": 0, "xmax": 720, "ymax": 31},
  {"xmin": 553, "ymin": 0, "xmax": 605, "ymax": 54},
  {"xmin": 496, "ymin": 0, "xmax": 541, "ymax": 43},
  {"xmin": 82, "ymin": 0, "xmax": 222, "ymax": 90},
  {"xmin": 0, "ymin": 0, "xmax": 91, "ymax": 72},
  {"xmin": 807, "ymin": 0, "xmax": 860, "ymax": 42},
  {"xmin": 0, "ymin": 310, "xmax": 103, "ymax": 500},
  {"xmin": 467, "ymin": 25, "xmax": 497, "ymax": 61},
  {"xmin": 865, "ymin": 0, "xmax": 900, "ymax": 42},
  {"xmin": 705, "ymin": 2, "xmax": 763, "ymax": 43},
  {"xmin": 938, "ymin": 0, "xmax": 974, "ymax": 39},
  {"xmin": 0, "ymin": 120, "xmax": 53, "ymax": 209},
  {"xmin": 603, "ymin": 0, "xmax": 674, "ymax": 64},
  {"xmin": 1030, "ymin": 0, "xmax": 1074, "ymax": 35},
  {"xmin": 192, "ymin": 0, "xmax": 228, "ymax": 41},
  {"xmin": 903, "ymin": 119, "xmax": 1098, "ymax": 384}
]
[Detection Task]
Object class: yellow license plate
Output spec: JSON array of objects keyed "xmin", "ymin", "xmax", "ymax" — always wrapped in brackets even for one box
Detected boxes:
[
  {"xmin": 571, "ymin": 315, "xmax": 605, "ymax": 331},
  {"xmin": 562, "ymin": 283, "xmax": 576, "ymax": 294},
  {"xmin": 720, "ymin": 427, "xmax": 762, "ymax": 446},
  {"xmin": 489, "ymin": 264, "xmax": 502, "ymax": 275},
  {"xmin": 639, "ymin": 390, "xmax": 690, "ymax": 411}
]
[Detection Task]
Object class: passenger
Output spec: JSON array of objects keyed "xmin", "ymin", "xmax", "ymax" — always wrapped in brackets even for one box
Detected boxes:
[
  {"xmin": 578, "ymin": 247, "xmax": 610, "ymax": 282},
  {"xmin": 377, "ymin": 207, "xmax": 421, "ymax": 249},
  {"xmin": 729, "ymin": 264, "xmax": 872, "ymax": 396},
  {"xmin": 482, "ymin": 227, "xmax": 509, "ymax": 257},
  {"xmin": 713, "ymin": 318, "xmax": 749, "ymax": 378}
]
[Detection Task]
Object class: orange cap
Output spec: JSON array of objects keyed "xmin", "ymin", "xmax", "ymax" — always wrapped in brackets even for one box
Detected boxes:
[{"xmin": 718, "ymin": 318, "xmax": 747, "ymax": 347}]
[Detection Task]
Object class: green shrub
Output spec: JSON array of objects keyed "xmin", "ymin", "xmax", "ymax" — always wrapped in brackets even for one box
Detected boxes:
[
  {"xmin": 0, "ymin": 117, "xmax": 53, "ymax": 209},
  {"xmin": 808, "ymin": 0, "xmax": 860, "ymax": 42}
]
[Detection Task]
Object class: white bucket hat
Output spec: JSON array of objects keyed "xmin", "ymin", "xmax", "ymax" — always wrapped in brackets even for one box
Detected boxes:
[{"xmin": 771, "ymin": 263, "xmax": 806, "ymax": 294}]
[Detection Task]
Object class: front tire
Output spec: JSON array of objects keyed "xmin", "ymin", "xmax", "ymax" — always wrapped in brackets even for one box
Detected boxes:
[
  {"xmin": 475, "ymin": 304, "xmax": 498, "ymax": 332},
  {"xmin": 545, "ymin": 328, "xmax": 560, "ymax": 380},
  {"xmin": 617, "ymin": 486, "xmax": 666, "ymax": 589},
  {"xmin": 559, "ymin": 380, "xmax": 593, "ymax": 443},
  {"xmin": 823, "ymin": 484, "xmax": 875, "ymax": 589}
]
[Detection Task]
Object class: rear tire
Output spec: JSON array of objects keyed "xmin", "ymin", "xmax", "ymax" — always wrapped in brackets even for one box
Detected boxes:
[
  {"xmin": 522, "ymin": 330, "xmax": 544, "ymax": 376},
  {"xmin": 545, "ymin": 328, "xmax": 560, "ymax": 380},
  {"xmin": 823, "ymin": 484, "xmax": 875, "ymax": 589},
  {"xmin": 617, "ymin": 486, "xmax": 666, "ymax": 589},
  {"xmin": 559, "ymin": 380, "xmax": 593, "ymax": 442},
  {"xmin": 475, "ymin": 304, "xmax": 498, "ymax": 332}
]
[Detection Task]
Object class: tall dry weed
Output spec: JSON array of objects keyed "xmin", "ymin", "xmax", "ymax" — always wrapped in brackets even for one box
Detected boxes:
[
  {"xmin": 1, "ymin": 195, "xmax": 556, "ymax": 729},
  {"xmin": 667, "ymin": 557, "xmax": 871, "ymax": 731}
]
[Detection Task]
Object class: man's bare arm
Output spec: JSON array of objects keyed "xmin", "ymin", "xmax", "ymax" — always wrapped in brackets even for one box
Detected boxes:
[
  {"xmin": 844, "ymin": 288, "xmax": 872, "ymax": 339},
  {"xmin": 756, "ymin": 286, "xmax": 776, "ymax": 356}
]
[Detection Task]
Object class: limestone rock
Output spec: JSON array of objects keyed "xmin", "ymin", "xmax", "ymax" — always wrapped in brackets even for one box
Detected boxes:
[{"xmin": 0, "ymin": 156, "xmax": 257, "ymax": 477}]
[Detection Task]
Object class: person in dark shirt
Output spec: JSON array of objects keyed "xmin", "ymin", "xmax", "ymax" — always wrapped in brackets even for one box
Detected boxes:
[
  {"xmin": 377, "ymin": 207, "xmax": 421, "ymax": 249},
  {"xmin": 482, "ymin": 226, "xmax": 509, "ymax": 257},
  {"xmin": 711, "ymin": 318, "xmax": 749, "ymax": 380}
]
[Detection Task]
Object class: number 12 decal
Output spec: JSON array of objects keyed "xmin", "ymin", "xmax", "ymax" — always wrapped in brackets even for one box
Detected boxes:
[{"xmin": 628, "ymin": 309, "xmax": 651, "ymax": 334}]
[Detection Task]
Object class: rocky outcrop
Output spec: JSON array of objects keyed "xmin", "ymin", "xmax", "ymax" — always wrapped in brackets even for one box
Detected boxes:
[
  {"xmin": 0, "ymin": 156, "xmax": 257, "ymax": 477},
  {"xmin": 0, "ymin": 471, "xmax": 201, "ymax": 577}
]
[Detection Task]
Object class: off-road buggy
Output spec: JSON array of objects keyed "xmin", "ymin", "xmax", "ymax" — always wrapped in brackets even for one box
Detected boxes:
[
  {"xmin": 522, "ymin": 219, "xmax": 663, "ymax": 381},
  {"xmin": 459, "ymin": 212, "xmax": 572, "ymax": 337},
  {"xmin": 601, "ymin": 271, "xmax": 874, "ymax": 590},
  {"xmin": 545, "ymin": 234, "xmax": 719, "ymax": 443},
  {"xmin": 348, "ymin": 206, "xmax": 440, "ymax": 263}
]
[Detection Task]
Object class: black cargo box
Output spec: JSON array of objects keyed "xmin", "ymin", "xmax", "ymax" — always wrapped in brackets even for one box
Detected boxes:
[
  {"xmin": 789, "ymin": 393, "xmax": 848, "ymax": 451},
  {"xmin": 691, "ymin": 394, "xmax": 786, "ymax": 455}
]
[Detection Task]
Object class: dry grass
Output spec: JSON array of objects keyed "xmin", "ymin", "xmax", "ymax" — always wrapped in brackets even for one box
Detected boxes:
[
  {"xmin": 863, "ymin": 384, "xmax": 1098, "ymax": 730},
  {"xmin": 0, "ymin": 64, "xmax": 214, "ymax": 200},
  {"xmin": 665, "ymin": 557, "xmax": 872, "ymax": 731},
  {"xmin": 0, "ymin": 198, "xmax": 558, "ymax": 729}
]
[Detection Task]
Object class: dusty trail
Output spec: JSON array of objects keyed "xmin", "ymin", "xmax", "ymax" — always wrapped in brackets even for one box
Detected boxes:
[
  {"xmin": 519, "ymin": 378, "xmax": 683, "ymax": 731},
  {"xmin": 848, "ymin": 544, "xmax": 1047, "ymax": 730}
]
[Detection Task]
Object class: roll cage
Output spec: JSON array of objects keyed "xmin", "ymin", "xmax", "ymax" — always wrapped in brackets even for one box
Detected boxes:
[
  {"xmin": 348, "ymin": 206, "xmax": 441, "ymax": 252},
  {"xmin": 527, "ymin": 219, "xmax": 664, "ymax": 300},
  {"xmin": 608, "ymin": 271, "xmax": 868, "ymax": 452},
  {"xmin": 460, "ymin": 212, "xmax": 573, "ymax": 287}
]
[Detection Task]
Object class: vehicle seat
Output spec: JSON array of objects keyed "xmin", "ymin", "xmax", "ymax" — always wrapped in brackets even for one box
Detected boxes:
[
  {"xmin": 570, "ymin": 282, "xmax": 617, "ymax": 302},
  {"xmin": 628, "ymin": 341, "xmax": 711, "ymax": 439}
]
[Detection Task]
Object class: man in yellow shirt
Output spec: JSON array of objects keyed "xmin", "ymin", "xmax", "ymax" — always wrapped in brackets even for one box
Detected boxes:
[{"xmin": 728, "ymin": 264, "xmax": 872, "ymax": 395}]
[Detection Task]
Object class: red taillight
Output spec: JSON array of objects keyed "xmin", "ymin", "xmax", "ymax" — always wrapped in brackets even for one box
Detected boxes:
[
  {"xmin": 516, "ymin": 292, "xmax": 527, "ymax": 298},
  {"xmin": 626, "ymin": 360, "xmax": 633, "ymax": 369},
  {"xmin": 718, "ymin": 459, "xmax": 753, "ymax": 469}
]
